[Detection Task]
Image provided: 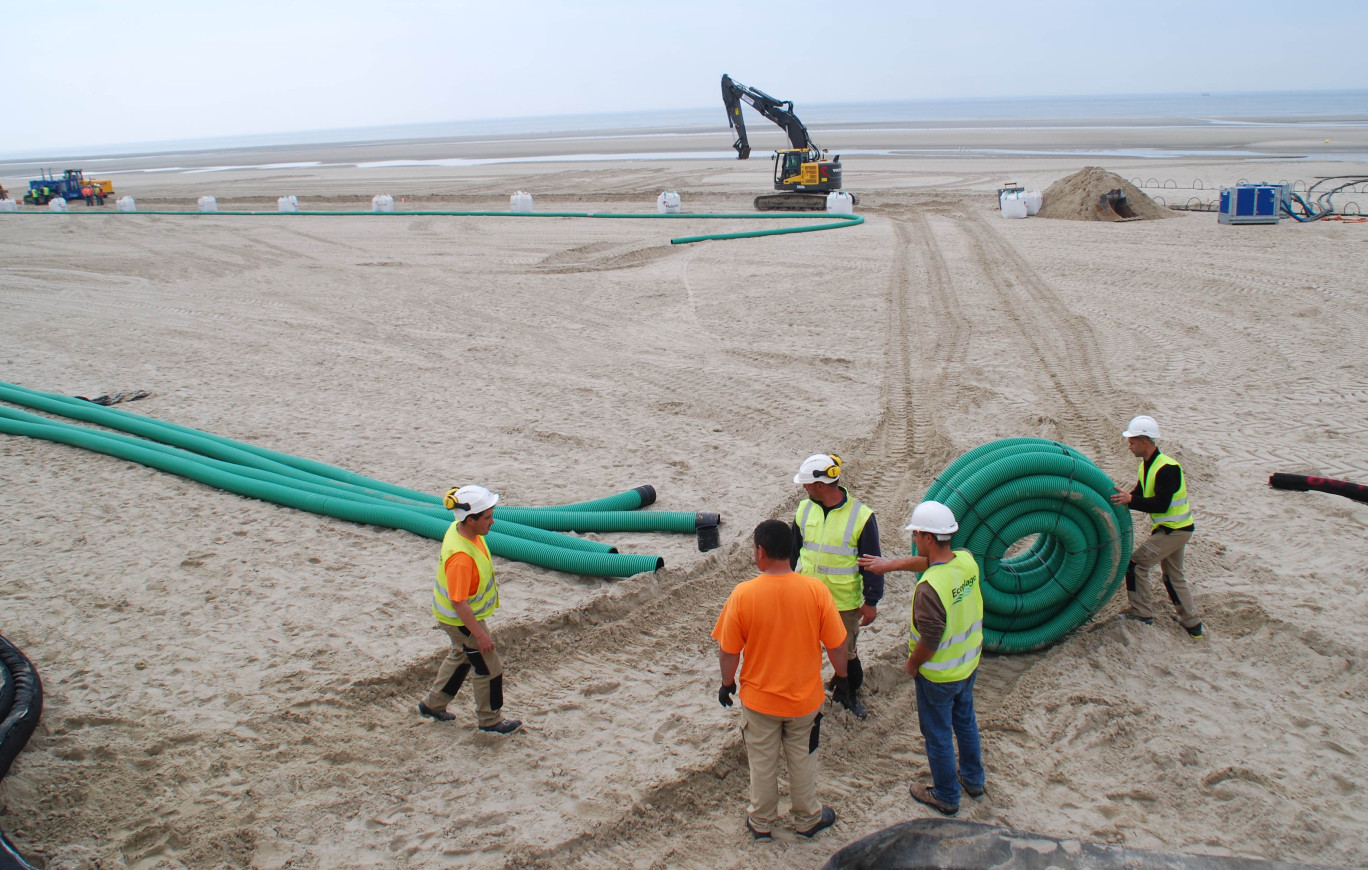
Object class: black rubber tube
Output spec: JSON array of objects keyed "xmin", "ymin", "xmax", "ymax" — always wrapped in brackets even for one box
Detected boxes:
[{"xmin": 1269, "ymin": 473, "xmax": 1368, "ymax": 505}]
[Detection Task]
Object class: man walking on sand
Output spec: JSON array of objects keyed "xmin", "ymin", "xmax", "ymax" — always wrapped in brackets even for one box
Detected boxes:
[
  {"xmin": 863, "ymin": 501, "xmax": 985, "ymax": 817},
  {"xmin": 418, "ymin": 484, "xmax": 523, "ymax": 734},
  {"xmin": 1111, "ymin": 415, "xmax": 1203, "ymax": 638},
  {"xmin": 713, "ymin": 519, "xmax": 849, "ymax": 841},
  {"xmin": 791, "ymin": 453, "xmax": 884, "ymax": 719}
]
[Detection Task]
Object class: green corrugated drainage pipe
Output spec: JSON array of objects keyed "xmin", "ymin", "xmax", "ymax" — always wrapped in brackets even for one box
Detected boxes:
[
  {"xmin": 5, "ymin": 208, "xmax": 863, "ymax": 245},
  {"xmin": 921, "ymin": 438, "xmax": 1133, "ymax": 654},
  {"xmin": 0, "ymin": 381, "xmax": 709, "ymax": 576}
]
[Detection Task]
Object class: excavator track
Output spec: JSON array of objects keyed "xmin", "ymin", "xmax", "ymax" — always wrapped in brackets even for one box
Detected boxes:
[{"xmin": 754, "ymin": 191, "xmax": 860, "ymax": 212}]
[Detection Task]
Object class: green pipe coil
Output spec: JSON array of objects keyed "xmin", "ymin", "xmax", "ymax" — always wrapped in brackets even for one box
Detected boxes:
[{"xmin": 922, "ymin": 438, "xmax": 1133, "ymax": 654}]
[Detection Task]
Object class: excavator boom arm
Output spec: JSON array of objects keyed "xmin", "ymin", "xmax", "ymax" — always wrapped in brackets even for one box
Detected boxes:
[{"xmin": 721, "ymin": 74, "xmax": 818, "ymax": 161}]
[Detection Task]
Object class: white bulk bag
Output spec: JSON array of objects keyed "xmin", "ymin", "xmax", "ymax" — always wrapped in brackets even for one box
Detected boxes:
[
  {"xmin": 826, "ymin": 190, "xmax": 854, "ymax": 214},
  {"xmin": 656, "ymin": 190, "xmax": 681, "ymax": 214}
]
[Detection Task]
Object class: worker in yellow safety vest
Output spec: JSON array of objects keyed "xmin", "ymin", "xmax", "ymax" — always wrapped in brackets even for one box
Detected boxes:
[
  {"xmin": 1111, "ymin": 415, "xmax": 1203, "ymax": 638},
  {"xmin": 417, "ymin": 484, "xmax": 523, "ymax": 734},
  {"xmin": 791, "ymin": 453, "xmax": 883, "ymax": 720},
  {"xmin": 864, "ymin": 500, "xmax": 985, "ymax": 815}
]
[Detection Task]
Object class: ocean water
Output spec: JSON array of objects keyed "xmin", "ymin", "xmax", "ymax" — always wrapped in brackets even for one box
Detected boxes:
[{"xmin": 3, "ymin": 90, "xmax": 1365, "ymax": 168}]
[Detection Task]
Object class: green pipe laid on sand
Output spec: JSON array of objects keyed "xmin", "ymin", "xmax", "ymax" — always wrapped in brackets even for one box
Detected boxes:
[
  {"xmin": 0, "ymin": 381, "xmax": 693, "ymax": 577},
  {"xmin": 4, "ymin": 208, "xmax": 864, "ymax": 245}
]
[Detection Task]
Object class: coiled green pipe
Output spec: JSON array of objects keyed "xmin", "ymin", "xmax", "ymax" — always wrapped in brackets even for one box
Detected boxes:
[
  {"xmin": 0, "ymin": 413, "xmax": 662, "ymax": 576},
  {"xmin": 7, "ymin": 209, "xmax": 864, "ymax": 245},
  {"xmin": 922, "ymin": 438, "xmax": 1132, "ymax": 654}
]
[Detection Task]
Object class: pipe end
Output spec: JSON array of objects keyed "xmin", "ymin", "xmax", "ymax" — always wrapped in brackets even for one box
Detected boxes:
[
  {"xmin": 633, "ymin": 485, "xmax": 658, "ymax": 507},
  {"xmin": 695, "ymin": 512, "xmax": 720, "ymax": 528},
  {"xmin": 696, "ymin": 523, "xmax": 721, "ymax": 552}
]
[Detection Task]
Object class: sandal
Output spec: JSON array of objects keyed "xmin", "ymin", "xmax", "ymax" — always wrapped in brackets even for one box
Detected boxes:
[{"xmin": 910, "ymin": 783, "xmax": 958, "ymax": 816}]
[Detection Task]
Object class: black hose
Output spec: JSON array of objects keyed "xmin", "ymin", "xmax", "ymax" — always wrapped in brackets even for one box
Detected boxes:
[
  {"xmin": 0, "ymin": 635, "xmax": 41, "ymax": 870},
  {"xmin": 1269, "ymin": 473, "xmax": 1368, "ymax": 505}
]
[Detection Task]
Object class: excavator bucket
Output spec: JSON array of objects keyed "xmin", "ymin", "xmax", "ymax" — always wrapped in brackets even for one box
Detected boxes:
[{"xmin": 1096, "ymin": 188, "xmax": 1141, "ymax": 222}]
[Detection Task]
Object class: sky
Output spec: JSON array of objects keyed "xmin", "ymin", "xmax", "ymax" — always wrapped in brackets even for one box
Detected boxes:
[{"xmin": 6, "ymin": 0, "xmax": 1366, "ymax": 156}]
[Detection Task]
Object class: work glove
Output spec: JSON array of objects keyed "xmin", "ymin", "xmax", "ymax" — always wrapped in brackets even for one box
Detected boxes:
[
  {"xmin": 830, "ymin": 676, "xmax": 853, "ymax": 710},
  {"xmin": 718, "ymin": 682, "xmax": 737, "ymax": 708}
]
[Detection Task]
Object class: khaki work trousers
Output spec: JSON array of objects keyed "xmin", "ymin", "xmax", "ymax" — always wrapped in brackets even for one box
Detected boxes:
[
  {"xmin": 838, "ymin": 608, "xmax": 862, "ymax": 660},
  {"xmin": 423, "ymin": 621, "xmax": 504, "ymax": 728},
  {"xmin": 740, "ymin": 705, "xmax": 824, "ymax": 834},
  {"xmin": 1128, "ymin": 528, "xmax": 1201, "ymax": 628}
]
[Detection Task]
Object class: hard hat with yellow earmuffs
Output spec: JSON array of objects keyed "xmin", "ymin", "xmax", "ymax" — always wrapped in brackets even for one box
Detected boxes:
[
  {"xmin": 443, "ymin": 484, "xmax": 500, "ymax": 521},
  {"xmin": 793, "ymin": 453, "xmax": 843, "ymax": 485}
]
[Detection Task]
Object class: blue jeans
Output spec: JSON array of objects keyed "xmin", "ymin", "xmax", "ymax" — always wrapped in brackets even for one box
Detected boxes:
[{"xmin": 915, "ymin": 670, "xmax": 984, "ymax": 806}]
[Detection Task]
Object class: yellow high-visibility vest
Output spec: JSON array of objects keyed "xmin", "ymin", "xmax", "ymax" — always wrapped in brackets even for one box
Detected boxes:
[
  {"xmin": 1140, "ymin": 453, "xmax": 1194, "ymax": 531},
  {"xmin": 796, "ymin": 490, "xmax": 872, "ymax": 611},
  {"xmin": 432, "ymin": 524, "xmax": 499, "ymax": 626},
  {"xmin": 909, "ymin": 550, "xmax": 983, "ymax": 683}
]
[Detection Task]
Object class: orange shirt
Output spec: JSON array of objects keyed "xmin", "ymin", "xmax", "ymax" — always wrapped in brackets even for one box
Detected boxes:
[
  {"xmin": 443, "ymin": 537, "xmax": 488, "ymax": 603},
  {"xmin": 712, "ymin": 571, "xmax": 847, "ymax": 718}
]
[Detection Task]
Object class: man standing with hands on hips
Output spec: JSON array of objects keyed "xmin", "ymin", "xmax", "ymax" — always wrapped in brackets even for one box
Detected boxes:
[
  {"xmin": 713, "ymin": 520, "xmax": 850, "ymax": 841},
  {"xmin": 791, "ymin": 453, "xmax": 884, "ymax": 719}
]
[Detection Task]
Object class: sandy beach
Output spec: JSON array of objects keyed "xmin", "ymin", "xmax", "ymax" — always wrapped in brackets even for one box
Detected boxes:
[{"xmin": 2, "ymin": 120, "xmax": 1367, "ymax": 870}]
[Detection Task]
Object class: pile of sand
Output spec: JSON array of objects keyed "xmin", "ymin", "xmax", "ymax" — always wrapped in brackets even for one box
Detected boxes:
[{"xmin": 1037, "ymin": 166, "xmax": 1174, "ymax": 221}]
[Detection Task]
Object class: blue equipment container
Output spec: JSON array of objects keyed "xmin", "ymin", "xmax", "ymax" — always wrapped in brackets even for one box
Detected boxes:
[{"xmin": 1218, "ymin": 183, "xmax": 1281, "ymax": 225}]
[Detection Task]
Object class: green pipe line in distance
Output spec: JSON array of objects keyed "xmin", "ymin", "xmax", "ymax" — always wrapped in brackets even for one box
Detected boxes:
[
  {"xmin": 0, "ymin": 413, "xmax": 659, "ymax": 577},
  {"xmin": 920, "ymin": 438, "xmax": 1133, "ymax": 655},
  {"xmin": 4, "ymin": 209, "xmax": 864, "ymax": 245}
]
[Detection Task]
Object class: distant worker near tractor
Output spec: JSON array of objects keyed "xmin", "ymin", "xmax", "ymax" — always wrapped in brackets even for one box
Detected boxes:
[
  {"xmin": 418, "ymin": 484, "xmax": 523, "ymax": 734},
  {"xmin": 863, "ymin": 501, "xmax": 985, "ymax": 816},
  {"xmin": 791, "ymin": 453, "xmax": 883, "ymax": 720},
  {"xmin": 1111, "ymin": 415, "xmax": 1203, "ymax": 638}
]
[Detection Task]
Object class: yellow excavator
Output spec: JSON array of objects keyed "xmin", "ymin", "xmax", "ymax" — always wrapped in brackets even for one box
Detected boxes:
[{"xmin": 721, "ymin": 74, "xmax": 856, "ymax": 211}]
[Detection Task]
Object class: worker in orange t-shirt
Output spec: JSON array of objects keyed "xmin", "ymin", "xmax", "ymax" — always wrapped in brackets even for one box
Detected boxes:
[
  {"xmin": 712, "ymin": 519, "xmax": 849, "ymax": 841},
  {"xmin": 417, "ymin": 485, "xmax": 522, "ymax": 734}
]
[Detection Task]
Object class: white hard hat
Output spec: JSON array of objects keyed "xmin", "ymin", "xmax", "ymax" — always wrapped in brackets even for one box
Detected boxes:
[
  {"xmin": 904, "ymin": 500, "xmax": 958, "ymax": 536},
  {"xmin": 794, "ymin": 453, "xmax": 842, "ymax": 484},
  {"xmin": 444, "ymin": 484, "xmax": 499, "ymax": 520},
  {"xmin": 1122, "ymin": 415, "xmax": 1161, "ymax": 440}
]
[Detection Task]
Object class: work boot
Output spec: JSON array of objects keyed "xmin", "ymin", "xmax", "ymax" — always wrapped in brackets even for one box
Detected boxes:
[
  {"xmin": 417, "ymin": 702, "xmax": 455, "ymax": 722},
  {"xmin": 478, "ymin": 719, "xmax": 524, "ymax": 735},
  {"xmin": 795, "ymin": 807, "xmax": 837, "ymax": 839}
]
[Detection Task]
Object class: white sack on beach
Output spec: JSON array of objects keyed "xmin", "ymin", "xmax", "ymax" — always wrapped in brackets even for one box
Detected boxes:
[{"xmin": 826, "ymin": 190, "xmax": 854, "ymax": 214}]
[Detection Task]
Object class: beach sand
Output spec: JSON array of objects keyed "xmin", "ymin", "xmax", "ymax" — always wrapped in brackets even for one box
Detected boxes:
[{"xmin": 2, "ymin": 131, "xmax": 1367, "ymax": 870}]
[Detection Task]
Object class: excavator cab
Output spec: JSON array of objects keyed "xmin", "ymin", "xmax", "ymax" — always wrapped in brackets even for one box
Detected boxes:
[{"xmin": 773, "ymin": 149, "xmax": 842, "ymax": 192}]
